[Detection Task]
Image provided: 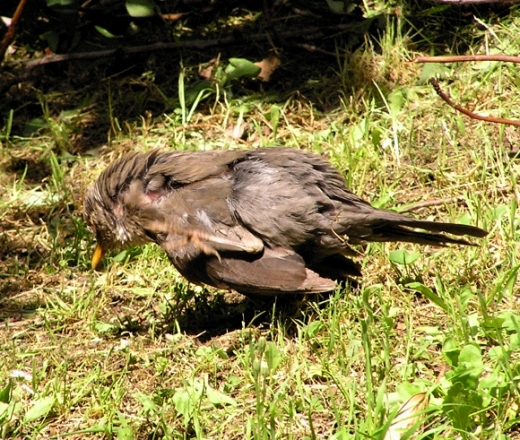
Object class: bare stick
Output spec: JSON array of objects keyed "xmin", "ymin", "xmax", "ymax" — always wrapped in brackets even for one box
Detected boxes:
[
  {"xmin": 397, "ymin": 187, "xmax": 512, "ymax": 213},
  {"xmin": 430, "ymin": 78, "xmax": 520, "ymax": 127},
  {"xmin": 19, "ymin": 23, "xmax": 359, "ymax": 72},
  {"xmin": 0, "ymin": 0, "xmax": 28, "ymax": 61},
  {"xmin": 397, "ymin": 197, "xmax": 462, "ymax": 213}
]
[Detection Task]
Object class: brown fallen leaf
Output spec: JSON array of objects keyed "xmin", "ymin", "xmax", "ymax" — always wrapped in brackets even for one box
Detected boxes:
[
  {"xmin": 384, "ymin": 392, "xmax": 429, "ymax": 440},
  {"xmin": 162, "ymin": 13, "xmax": 184, "ymax": 21},
  {"xmin": 199, "ymin": 56, "xmax": 220, "ymax": 80},
  {"xmin": 255, "ymin": 54, "xmax": 281, "ymax": 82}
]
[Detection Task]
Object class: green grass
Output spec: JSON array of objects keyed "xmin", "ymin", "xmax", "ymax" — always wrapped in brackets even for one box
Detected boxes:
[{"xmin": 1, "ymin": 5, "xmax": 520, "ymax": 439}]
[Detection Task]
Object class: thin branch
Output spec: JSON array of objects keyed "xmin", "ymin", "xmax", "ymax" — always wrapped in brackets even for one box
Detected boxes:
[
  {"xmin": 292, "ymin": 43, "xmax": 337, "ymax": 57},
  {"xmin": 416, "ymin": 54, "xmax": 520, "ymax": 63},
  {"xmin": 430, "ymin": 78, "xmax": 520, "ymax": 127},
  {"xmin": 397, "ymin": 186, "xmax": 513, "ymax": 213},
  {"xmin": 397, "ymin": 197, "xmax": 462, "ymax": 213},
  {"xmin": 19, "ymin": 23, "xmax": 360, "ymax": 72},
  {"xmin": 0, "ymin": 0, "xmax": 28, "ymax": 61}
]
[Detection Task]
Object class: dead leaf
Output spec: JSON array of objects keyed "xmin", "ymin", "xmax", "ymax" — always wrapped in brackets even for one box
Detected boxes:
[
  {"xmin": 1, "ymin": 16, "xmax": 12, "ymax": 27},
  {"xmin": 254, "ymin": 54, "xmax": 281, "ymax": 82},
  {"xmin": 384, "ymin": 392, "xmax": 429, "ymax": 440},
  {"xmin": 225, "ymin": 122, "xmax": 246, "ymax": 140},
  {"xmin": 162, "ymin": 13, "xmax": 184, "ymax": 21},
  {"xmin": 199, "ymin": 56, "xmax": 220, "ymax": 80}
]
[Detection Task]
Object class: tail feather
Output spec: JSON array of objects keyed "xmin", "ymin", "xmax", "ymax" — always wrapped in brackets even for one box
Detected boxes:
[
  {"xmin": 368, "ymin": 224, "xmax": 475, "ymax": 246},
  {"xmin": 363, "ymin": 209, "xmax": 488, "ymax": 246},
  {"xmin": 387, "ymin": 217, "xmax": 488, "ymax": 238}
]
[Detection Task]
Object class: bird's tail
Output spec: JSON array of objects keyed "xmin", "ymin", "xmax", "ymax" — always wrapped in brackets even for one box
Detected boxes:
[{"xmin": 364, "ymin": 211, "xmax": 488, "ymax": 246}]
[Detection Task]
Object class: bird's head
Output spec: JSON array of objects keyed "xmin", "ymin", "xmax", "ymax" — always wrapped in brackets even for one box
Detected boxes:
[{"xmin": 83, "ymin": 151, "xmax": 161, "ymax": 269}]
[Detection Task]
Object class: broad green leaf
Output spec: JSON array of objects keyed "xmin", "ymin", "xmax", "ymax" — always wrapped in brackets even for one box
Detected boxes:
[
  {"xmin": 422, "ymin": 4, "xmax": 450, "ymax": 15},
  {"xmin": 206, "ymin": 386, "xmax": 237, "ymax": 407},
  {"xmin": 173, "ymin": 380, "xmax": 203, "ymax": 424},
  {"xmin": 457, "ymin": 344, "xmax": 483, "ymax": 377},
  {"xmin": 396, "ymin": 382, "xmax": 422, "ymax": 401},
  {"xmin": 442, "ymin": 337, "xmax": 460, "ymax": 366},
  {"xmin": 495, "ymin": 311, "xmax": 520, "ymax": 332},
  {"xmin": 0, "ymin": 379, "xmax": 12, "ymax": 403},
  {"xmin": 130, "ymin": 287, "xmax": 154, "ymax": 297},
  {"xmin": 47, "ymin": 0, "xmax": 77, "ymax": 6},
  {"xmin": 195, "ymin": 346, "xmax": 213, "ymax": 357},
  {"xmin": 488, "ymin": 346, "xmax": 507, "ymax": 361},
  {"xmin": 185, "ymin": 82, "xmax": 216, "ymax": 106},
  {"xmin": 214, "ymin": 348, "xmax": 228, "ymax": 359},
  {"xmin": 133, "ymin": 392, "xmax": 159, "ymax": 414},
  {"xmin": 23, "ymin": 118, "xmax": 47, "ymax": 137},
  {"xmin": 305, "ymin": 320, "xmax": 323, "ymax": 338},
  {"xmin": 371, "ymin": 127, "xmax": 382, "ymax": 147},
  {"xmin": 172, "ymin": 389, "xmax": 194, "ymax": 419},
  {"xmin": 112, "ymin": 250, "xmax": 129, "ymax": 262},
  {"xmin": 265, "ymin": 342, "xmax": 281, "ymax": 372},
  {"xmin": 326, "ymin": 0, "xmax": 357, "ymax": 13},
  {"xmin": 117, "ymin": 426, "xmax": 135, "ymax": 440},
  {"xmin": 256, "ymin": 336, "xmax": 267, "ymax": 354},
  {"xmin": 388, "ymin": 89, "xmax": 405, "ymax": 115},
  {"xmin": 125, "ymin": 0, "xmax": 155, "ymax": 17},
  {"xmin": 224, "ymin": 376, "xmax": 241, "ymax": 392},
  {"xmin": 94, "ymin": 321, "xmax": 116, "ymax": 334},
  {"xmin": 95, "ymin": 26, "xmax": 117, "ymax": 38},
  {"xmin": 0, "ymin": 402, "xmax": 9, "ymax": 421},
  {"xmin": 418, "ymin": 63, "xmax": 450, "ymax": 84},
  {"xmin": 225, "ymin": 58, "xmax": 261, "ymax": 80},
  {"xmin": 510, "ymin": 332, "xmax": 520, "ymax": 351},
  {"xmin": 443, "ymin": 382, "xmax": 481, "ymax": 432},
  {"xmin": 117, "ymin": 413, "xmax": 135, "ymax": 440},
  {"xmin": 389, "ymin": 250, "xmax": 421, "ymax": 266},
  {"xmin": 489, "ymin": 204, "xmax": 508, "ymax": 221},
  {"xmin": 407, "ymin": 282, "xmax": 448, "ymax": 311},
  {"xmin": 24, "ymin": 396, "xmax": 55, "ymax": 422},
  {"xmin": 479, "ymin": 371, "xmax": 505, "ymax": 390}
]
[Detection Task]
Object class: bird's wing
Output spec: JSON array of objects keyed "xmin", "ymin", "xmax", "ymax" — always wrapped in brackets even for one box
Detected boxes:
[
  {"xmin": 148, "ymin": 174, "xmax": 264, "ymax": 259},
  {"xmin": 203, "ymin": 247, "xmax": 336, "ymax": 296}
]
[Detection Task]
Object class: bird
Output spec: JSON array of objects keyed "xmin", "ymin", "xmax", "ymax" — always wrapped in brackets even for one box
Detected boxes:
[{"xmin": 83, "ymin": 147, "xmax": 488, "ymax": 297}]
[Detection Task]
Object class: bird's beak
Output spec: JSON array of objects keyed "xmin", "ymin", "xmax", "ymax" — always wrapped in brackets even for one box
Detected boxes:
[{"xmin": 91, "ymin": 243, "xmax": 105, "ymax": 270}]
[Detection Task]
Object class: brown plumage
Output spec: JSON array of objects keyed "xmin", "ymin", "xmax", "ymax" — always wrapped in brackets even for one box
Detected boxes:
[{"xmin": 83, "ymin": 148, "xmax": 488, "ymax": 297}]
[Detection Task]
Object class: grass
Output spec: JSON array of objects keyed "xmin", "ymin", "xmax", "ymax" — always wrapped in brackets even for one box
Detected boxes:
[{"xmin": 1, "ymin": 3, "xmax": 520, "ymax": 439}]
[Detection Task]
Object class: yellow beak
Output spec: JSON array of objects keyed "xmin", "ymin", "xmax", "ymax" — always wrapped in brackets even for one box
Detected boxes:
[{"xmin": 91, "ymin": 243, "xmax": 105, "ymax": 270}]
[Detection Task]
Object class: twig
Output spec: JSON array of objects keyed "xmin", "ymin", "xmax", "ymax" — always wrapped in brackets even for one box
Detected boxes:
[
  {"xmin": 292, "ymin": 43, "xmax": 337, "ymax": 57},
  {"xmin": 19, "ymin": 23, "xmax": 360, "ymax": 72},
  {"xmin": 430, "ymin": 78, "xmax": 520, "ymax": 127},
  {"xmin": 0, "ymin": 0, "xmax": 28, "ymax": 61},
  {"xmin": 397, "ymin": 197, "xmax": 462, "ymax": 213},
  {"xmin": 416, "ymin": 54, "xmax": 520, "ymax": 63},
  {"xmin": 397, "ymin": 186, "xmax": 513, "ymax": 213}
]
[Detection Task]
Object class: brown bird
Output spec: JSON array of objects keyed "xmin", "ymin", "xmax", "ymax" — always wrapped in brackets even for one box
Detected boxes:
[{"xmin": 83, "ymin": 148, "xmax": 487, "ymax": 297}]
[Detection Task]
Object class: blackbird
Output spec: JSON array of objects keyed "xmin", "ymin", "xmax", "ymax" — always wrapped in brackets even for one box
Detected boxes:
[{"xmin": 83, "ymin": 148, "xmax": 487, "ymax": 297}]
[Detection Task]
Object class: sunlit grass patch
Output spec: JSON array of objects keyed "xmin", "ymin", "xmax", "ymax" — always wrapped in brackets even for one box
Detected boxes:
[{"xmin": 1, "ymin": 6, "xmax": 520, "ymax": 439}]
